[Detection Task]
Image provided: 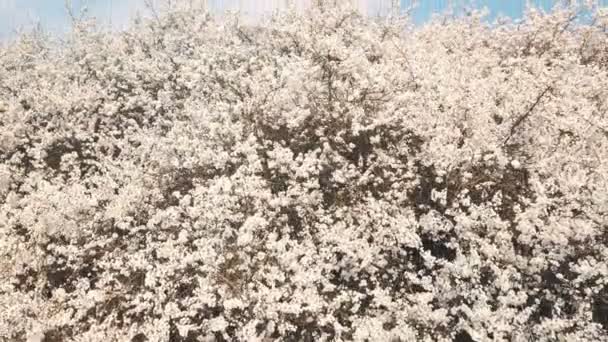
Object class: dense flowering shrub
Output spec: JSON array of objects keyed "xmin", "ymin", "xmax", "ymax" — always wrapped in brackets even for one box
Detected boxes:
[{"xmin": 1, "ymin": 2, "xmax": 608, "ymax": 341}]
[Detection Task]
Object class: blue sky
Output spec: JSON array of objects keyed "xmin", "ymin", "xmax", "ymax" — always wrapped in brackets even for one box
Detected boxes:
[
  {"xmin": 0, "ymin": 1, "xmax": 606, "ymax": 41},
  {"xmin": 0, "ymin": 0, "xmax": 145, "ymax": 40}
]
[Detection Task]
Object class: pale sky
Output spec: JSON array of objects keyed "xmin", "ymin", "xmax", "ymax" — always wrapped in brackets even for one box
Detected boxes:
[{"xmin": 1, "ymin": 1, "xmax": 606, "ymax": 41}]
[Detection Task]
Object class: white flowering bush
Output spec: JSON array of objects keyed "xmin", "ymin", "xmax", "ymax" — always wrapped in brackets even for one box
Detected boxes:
[{"xmin": 1, "ymin": 2, "xmax": 608, "ymax": 342}]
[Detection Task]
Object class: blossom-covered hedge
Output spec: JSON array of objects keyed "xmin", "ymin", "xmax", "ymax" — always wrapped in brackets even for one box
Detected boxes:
[{"xmin": 1, "ymin": 3, "xmax": 607, "ymax": 341}]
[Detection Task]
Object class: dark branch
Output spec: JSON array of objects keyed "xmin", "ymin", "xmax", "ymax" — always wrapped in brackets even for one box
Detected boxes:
[{"xmin": 503, "ymin": 85, "xmax": 552, "ymax": 145}]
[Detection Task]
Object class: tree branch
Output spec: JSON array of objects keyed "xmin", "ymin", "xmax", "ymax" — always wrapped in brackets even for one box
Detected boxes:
[{"xmin": 503, "ymin": 85, "xmax": 552, "ymax": 146}]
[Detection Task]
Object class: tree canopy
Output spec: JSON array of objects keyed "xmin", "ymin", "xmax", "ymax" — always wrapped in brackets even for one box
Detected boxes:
[{"xmin": 1, "ymin": 3, "xmax": 607, "ymax": 341}]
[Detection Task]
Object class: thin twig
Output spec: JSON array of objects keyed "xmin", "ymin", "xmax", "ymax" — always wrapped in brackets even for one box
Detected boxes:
[
  {"xmin": 144, "ymin": 0, "xmax": 162, "ymax": 26},
  {"xmin": 503, "ymin": 85, "xmax": 552, "ymax": 146}
]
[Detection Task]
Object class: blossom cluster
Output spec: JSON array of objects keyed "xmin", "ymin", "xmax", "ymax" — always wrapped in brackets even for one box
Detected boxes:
[{"xmin": 0, "ymin": 2, "xmax": 607, "ymax": 341}]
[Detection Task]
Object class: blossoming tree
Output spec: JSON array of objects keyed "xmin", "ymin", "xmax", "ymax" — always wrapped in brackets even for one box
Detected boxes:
[{"xmin": 0, "ymin": 2, "xmax": 607, "ymax": 341}]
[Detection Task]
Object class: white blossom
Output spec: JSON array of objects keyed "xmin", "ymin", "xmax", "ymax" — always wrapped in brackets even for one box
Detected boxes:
[{"xmin": 0, "ymin": 2, "xmax": 607, "ymax": 341}]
